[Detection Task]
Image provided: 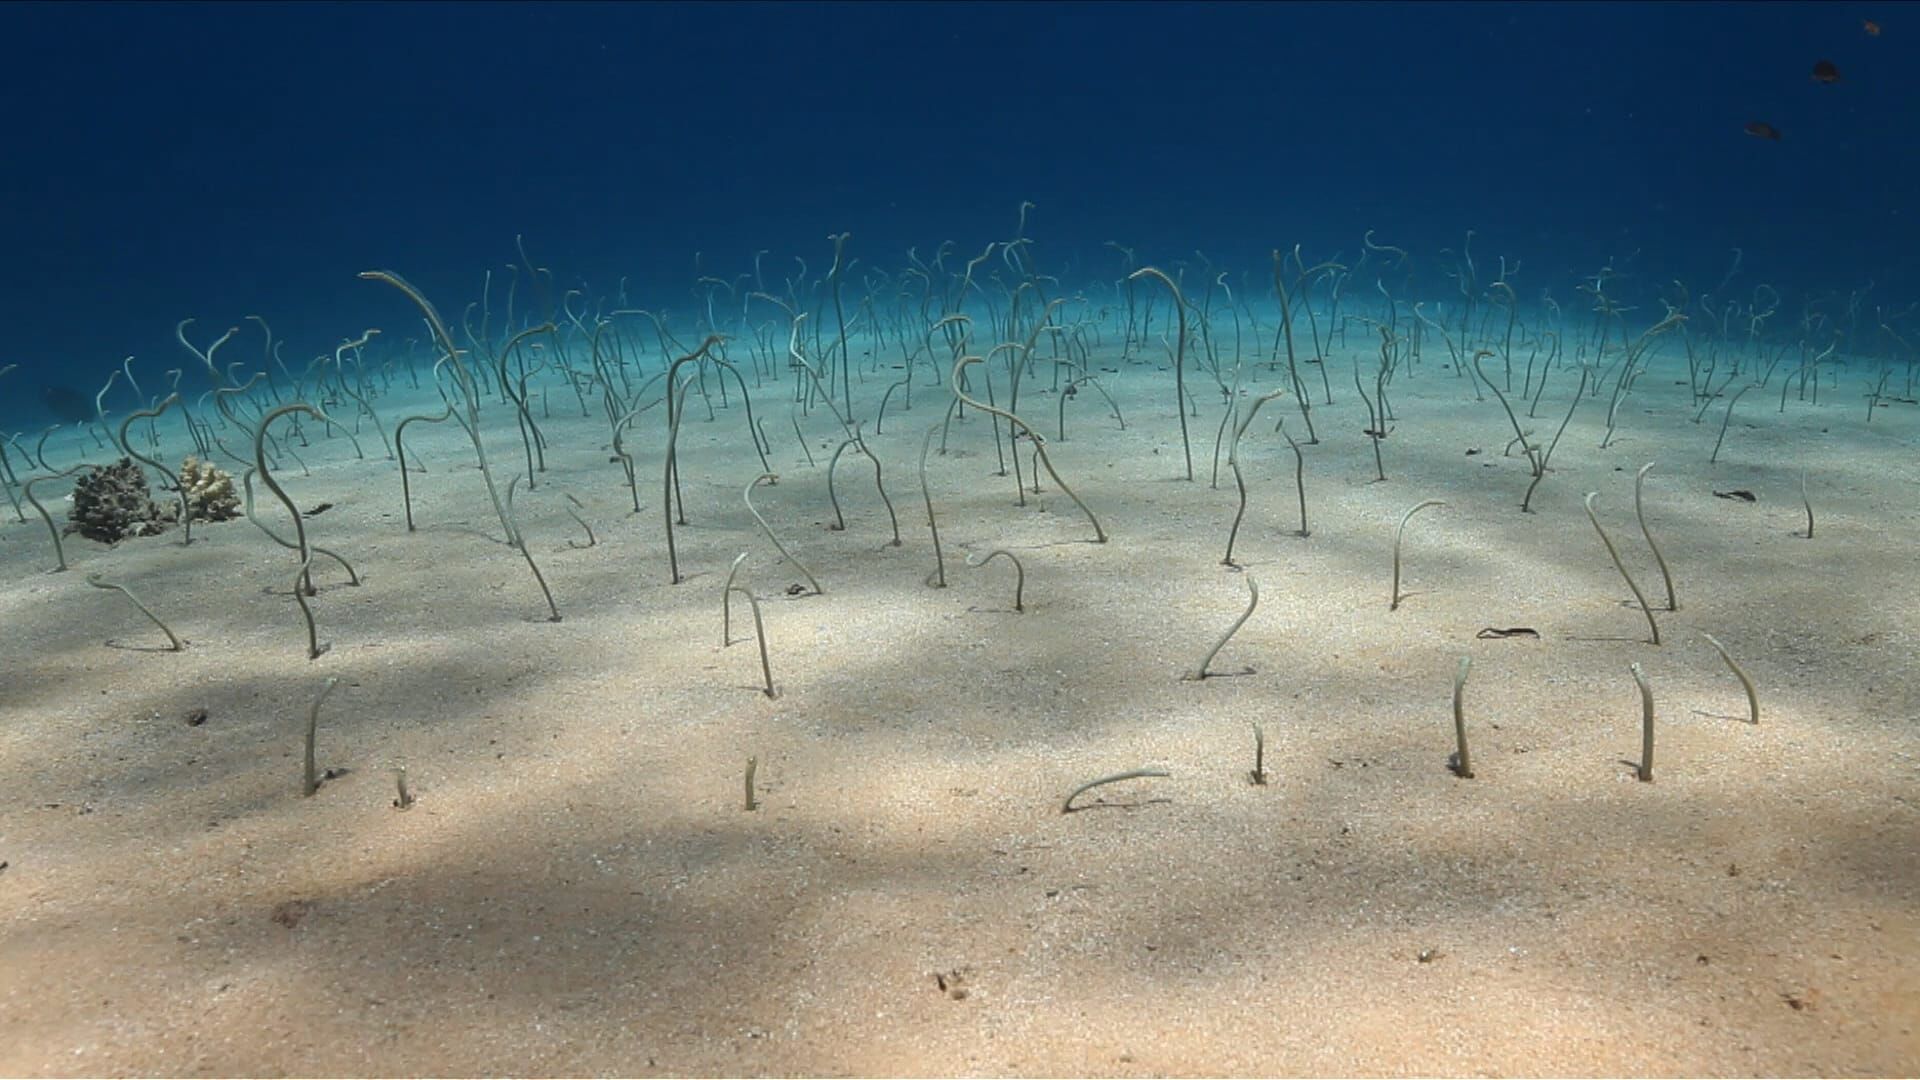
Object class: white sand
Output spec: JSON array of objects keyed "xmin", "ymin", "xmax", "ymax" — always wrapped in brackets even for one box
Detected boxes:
[{"xmin": 1, "ymin": 325, "xmax": 1915, "ymax": 1076}]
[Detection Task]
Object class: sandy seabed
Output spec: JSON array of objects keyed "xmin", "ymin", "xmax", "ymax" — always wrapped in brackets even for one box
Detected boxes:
[{"xmin": 1, "ymin": 334, "xmax": 1915, "ymax": 1077}]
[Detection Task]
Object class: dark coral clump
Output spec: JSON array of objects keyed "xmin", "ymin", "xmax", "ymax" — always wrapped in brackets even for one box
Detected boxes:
[{"xmin": 67, "ymin": 457, "xmax": 168, "ymax": 543}]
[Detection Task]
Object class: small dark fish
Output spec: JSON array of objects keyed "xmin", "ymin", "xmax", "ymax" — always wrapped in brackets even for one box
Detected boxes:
[
  {"xmin": 1744, "ymin": 121, "xmax": 1783, "ymax": 141},
  {"xmin": 1476, "ymin": 627, "xmax": 1541, "ymax": 640},
  {"xmin": 1812, "ymin": 59, "xmax": 1841, "ymax": 83},
  {"xmin": 1864, "ymin": 19, "xmax": 1881, "ymax": 36},
  {"xmin": 1713, "ymin": 489, "xmax": 1758, "ymax": 502},
  {"xmin": 39, "ymin": 384, "xmax": 93, "ymax": 424}
]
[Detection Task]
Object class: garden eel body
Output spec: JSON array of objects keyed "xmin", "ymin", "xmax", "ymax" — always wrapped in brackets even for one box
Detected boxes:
[
  {"xmin": 949, "ymin": 355, "xmax": 1106, "ymax": 543},
  {"xmin": 919, "ymin": 423, "xmax": 947, "ymax": 587},
  {"xmin": 745, "ymin": 474, "xmax": 822, "ymax": 595},
  {"xmin": 394, "ymin": 403, "xmax": 456, "ymax": 529},
  {"xmin": 1630, "ymin": 662, "xmax": 1655, "ymax": 782},
  {"xmin": 359, "ymin": 270, "xmax": 517, "ymax": 548},
  {"xmin": 1189, "ymin": 575, "xmax": 1258, "ymax": 680},
  {"xmin": 256, "ymin": 404, "xmax": 326, "ymax": 598},
  {"xmin": 304, "ymin": 677, "xmax": 340, "ymax": 795},
  {"xmin": 1799, "ymin": 468, "xmax": 1814, "ymax": 538},
  {"xmin": 1634, "ymin": 462, "xmax": 1678, "ymax": 611},
  {"xmin": 24, "ymin": 465, "xmax": 87, "ymax": 571},
  {"xmin": 1701, "ymin": 631, "xmax": 1760, "ymax": 725},
  {"xmin": 721, "ymin": 552, "xmax": 750, "ymax": 644},
  {"xmin": 1583, "ymin": 492, "xmax": 1661, "ymax": 645},
  {"xmin": 1126, "ymin": 267, "xmax": 1194, "ymax": 481},
  {"xmin": 1063, "ymin": 769, "xmax": 1170, "ymax": 813},
  {"xmin": 1451, "ymin": 656, "xmax": 1474, "ymax": 778},
  {"xmin": 967, "ymin": 549, "xmax": 1025, "ymax": 611},
  {"xmin": 118, "ymin": 393, "xmax": 189, "ymax": 545},
  {"xmin": 505, "ymin": 475, "xmax": 562, "ymax": 621},
  {"xmin": 726, "ymin": 585, "xmax": 776, "ymax": 697},
  {"xmin": 1390, "ymin": 500, "xmax": 1446, "ymax": 611},
  {"xmin": 1222, "ymin": 388, "xmax": 1290, "ymax": 566},
  {"xmin": 85, "ymin": 573, "xmax": 184, "ymax": 651}
]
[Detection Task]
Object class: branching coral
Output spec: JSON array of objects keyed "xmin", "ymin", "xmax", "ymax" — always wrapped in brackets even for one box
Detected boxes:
[{"xmin": 178, "ymin": 456, "xmax": 240, "ymax": 522}]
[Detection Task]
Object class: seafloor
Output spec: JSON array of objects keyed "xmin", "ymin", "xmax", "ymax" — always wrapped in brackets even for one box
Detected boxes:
[{"xmin": 1, "ymin": 305, "xmax": 1915, "ymax": 1076}]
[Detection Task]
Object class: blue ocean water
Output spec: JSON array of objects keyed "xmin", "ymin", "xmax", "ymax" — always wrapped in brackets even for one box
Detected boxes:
[{"xmin": 0, "ymin": 1, "xmax": 1910, "ymax": 427}]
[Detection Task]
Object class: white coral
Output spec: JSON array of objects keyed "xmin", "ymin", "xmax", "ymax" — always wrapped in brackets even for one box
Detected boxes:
[{"xmin": 179, "ymin": 456, "xmax": 240, "ymax": 522}]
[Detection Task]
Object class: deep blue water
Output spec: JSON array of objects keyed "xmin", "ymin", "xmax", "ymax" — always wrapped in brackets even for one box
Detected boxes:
[{"xmin": 0, "ymin": 1, "xmax": 1911, "ymax": 426}]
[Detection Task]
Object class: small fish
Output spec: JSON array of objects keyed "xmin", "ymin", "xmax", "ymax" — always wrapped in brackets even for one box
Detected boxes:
[
  {"xmin": 1864, "ymin": 19, "xmax": 1881, "ymax": 36},
  {"xmin": 1744, "ymin": 120, "xmax": 1783, "ymax": 140},
  {"xmin": 39, "ymin": 383, "xmax": 93, "ymax": 424},
  {"xmin": 1812, "ymin": 59, "xmax": 1842, "ymax": 83}
]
